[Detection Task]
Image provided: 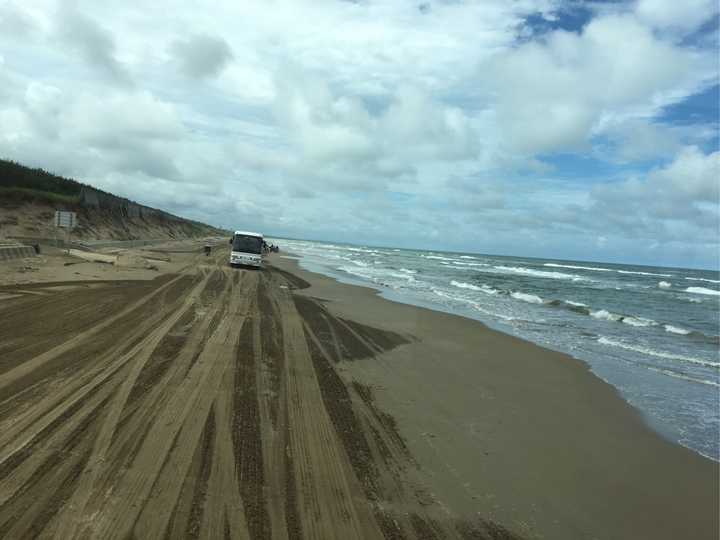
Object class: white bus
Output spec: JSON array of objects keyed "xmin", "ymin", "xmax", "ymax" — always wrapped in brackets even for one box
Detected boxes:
[{"xmin": 229, "ymin": 230, "xmax": 263, "ymax": 268}]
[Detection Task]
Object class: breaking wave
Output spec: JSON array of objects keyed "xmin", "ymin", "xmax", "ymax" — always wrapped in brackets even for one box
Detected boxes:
[
  {"xmin": 338, "ymin": 265, "xmax": 418, "ymax": 286},
  {"xmin": 685, "ymin": 277, "xmax": 720, "ymax": 284},
  {"xmin": 422, "ymin": 255, "xmax": 457, "ymax": 261},
  {"xmin": 618, "ymin": 270, "xmax": 672, "ymax": 277},
  {"xmin": 345, "ymin": 247, "xmax": 380, "ymax": 254},
  {"xmin": 685, "ymin": 287, "xmax": 720, "ymax": 296},
  {"xmin": 450, "ymin": 281, "xmax": 499, "ymax": 295},
  {"xmin": 431, "ymin": 289, "xmax": 515, "ymax": 321},
  {"xmin": 344, "ymin": 258, "xmax": 369, "ymax": 267},
  {"xmin": 545, "ymin": 263, "xmax": 674, "ymax": 278},
  {"xmin": 450, "ymin": 280, "xmax": 481, "ymax": 291},
  {"xmin": 454, "ymin": 261, "xmax": 490, "ymax": 267},
  {"xmin": 645, "ymin": 366, "xmax": 720, "ymax": 388},
  {"xmin": 511, "ymin": 291, "xmax": 543, "ymax": 304},
  {"xmin": 590, "ymin": 310, "xmax": 656, "ymax": 327},
  {"xmin": 493, "ymin": 266, "xmax": 587, "ymax": 281},
  {"xmin": 544, "ymin": 263, "xmax": 612, "ymax": 272},
  {"xmin": 598, "ymin": 337, "xmax": 720, "ymax": 369},
  {"xmin": 664, "ymin": 324, "xmax": 691, "ymax": 335}
]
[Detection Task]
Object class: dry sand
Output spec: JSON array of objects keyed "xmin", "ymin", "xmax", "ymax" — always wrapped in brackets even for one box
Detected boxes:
[
  {"xmin": 0, "ymin": 239, "xmax": 212, "ymax": 287},
  {"xmin": 0, "ymin": 244, "xmax": 716, "ymax": 539}
]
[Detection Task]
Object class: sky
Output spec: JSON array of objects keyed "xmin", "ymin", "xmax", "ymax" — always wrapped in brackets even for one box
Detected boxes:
[{"xmin": 0, "ymin": 0, "xmax": 718, "ymax": 269}]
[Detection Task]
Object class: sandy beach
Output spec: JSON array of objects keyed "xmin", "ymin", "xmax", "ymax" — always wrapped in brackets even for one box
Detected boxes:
[{"xmin": 0, "ymin": 244, "xmax": 717, "ymax": 539}]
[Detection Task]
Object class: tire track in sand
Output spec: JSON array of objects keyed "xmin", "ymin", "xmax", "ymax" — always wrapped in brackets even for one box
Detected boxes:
[
  {"xmin": 0, "ymin": 273, "xmax": 188, "ymax": 399},
  {"xmin": 82, "ymin": 270, "xmax": 257, "ymax": 539},
  {"xmin": 274, "ymin": 283, "xmax": 384, "ymax": 540},
  {"xmin": 0, "ymin": 276, "xmax": 202, "ymax": 508},
  {"xmin": 52, "ymin": 271, "xmax": 212, "ymax": 539}
]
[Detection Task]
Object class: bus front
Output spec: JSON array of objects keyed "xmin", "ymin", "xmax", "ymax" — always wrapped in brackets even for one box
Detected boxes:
[{"xmin": 229, "ymin": 231, "xmax": 263, "ymax": 267}]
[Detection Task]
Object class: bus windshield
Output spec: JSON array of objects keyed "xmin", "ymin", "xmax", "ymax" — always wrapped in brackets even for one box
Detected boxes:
[{"xmin": 232, "ymin": 235, "xmax": 262, "ymax": 254}]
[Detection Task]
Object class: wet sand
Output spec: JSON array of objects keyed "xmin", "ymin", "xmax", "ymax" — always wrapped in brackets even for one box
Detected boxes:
[{"xmin": 0, "ymin": 244, "xmax": 716, "ymax": 539}]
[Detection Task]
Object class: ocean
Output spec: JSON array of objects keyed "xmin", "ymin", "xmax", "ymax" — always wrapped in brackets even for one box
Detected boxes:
[{"xmin": 270, "ymin": 237, "xmax": 720, "ymax": 461}]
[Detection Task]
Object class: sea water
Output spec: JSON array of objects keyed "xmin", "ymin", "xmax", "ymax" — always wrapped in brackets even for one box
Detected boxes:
[{"xmin": 271, "ymin": 238, "xmax": 720, "ymax": 461}]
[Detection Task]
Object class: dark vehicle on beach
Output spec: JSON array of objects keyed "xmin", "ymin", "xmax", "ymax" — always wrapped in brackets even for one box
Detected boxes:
[{"xmin": 229, "ymin": 230, "xmax": 263, "ymax": 268}]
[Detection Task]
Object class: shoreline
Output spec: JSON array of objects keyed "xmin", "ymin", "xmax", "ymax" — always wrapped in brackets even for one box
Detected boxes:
[
  {"xmin": 271, "ymin": 254, "xmax": 719, "ymax": 539},
  {"xmin": 281, "ymin": 251, "xmax": 719, "ymax": 462}
]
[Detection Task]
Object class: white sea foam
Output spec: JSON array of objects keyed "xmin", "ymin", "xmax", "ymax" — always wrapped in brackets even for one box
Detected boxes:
[
  {"xmin": 450, "ymin": 281, "xmax": 498, "ymax": 295},
  {"xmin": 617, "ymin": 270, "xmax": 672, "ymax": 277},
  {"xmin": 645, "ymin": 366, "xmax": 720, "ymax": 388},
  {"xmin": 346, "ymin": 247, "xmax": 380, "ymax": 254},
  {"xmin": 389, "ymin": 272, "xmax": 415, "ymax": 282},
  {"xmin": 598, "ymin": 337, "xmax": 720, "ymax": 368},
  {"xmin": 621, "ymin": 316, "xmax": 657, "ymax": 327},
  {"xmin": 338, "ymin": 266, "xmax": 374, "ymax": 280},
  {"xmin": 454, "ymin": 261, "xmax": 490, "ymax": 267},
  {"xmin": 658, "ymin": 281, "xmax": 672, "ymax": 289},
  {"xmin": 545, "ymin": 263, "xmax": 674, "ymax": 278},
  {"xmin": 341, "ymin": 264, "xmax": 424, "ymax": 284},
  {"xmin": 431, "ymin": 289, "xmax": 515, "ymax": 321},
  {"xmin": 450, "ymin": 280, "xmax": 481, "ymax": 291},
  {"xmin": 399, "ymin": 268, "xmax": 417, "ymax": 274},
  {"xmin": 664, "ymin": 324, "xmax": 691, "ymax": 335},
  {"xmin": 511, "ymin": 291, "xmax": 544, "ymax": 304},
  {"xmin": 565, "ymin": 300, "xmax": 587, "ymax": 307},
  {"xmin": 493, "ymin": 266, "xmax": 586, "ymax": 281},
  {"xmin": 423, "ymin": 255, "xmax": 456, "ymax": 261},
  {"xmin": 338, "ymin": 266, "xmax": 419, "ymax": 288},
  {"xmin": 591, "ymin": 309, "xmax": 623, "ymax": 322},
  {"xmin": 544, "ymin": 263, "xmax": 612, "ymax": 272},
  {"xmin": 685, "ymin": 277, "xmax": 720, "ymax": 284},
  {"xmin": 459, "ymin": 255, "xmax": 478, "ymax": 259},
  {"xmin": 685, "ymin": 287, "xmax": 720, "ymax": 296},
  {"xmin": 590, "ymin": 310, "xmax": 655, "ymax": 326}
]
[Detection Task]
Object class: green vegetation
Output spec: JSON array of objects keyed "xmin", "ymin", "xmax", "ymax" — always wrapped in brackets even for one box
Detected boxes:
[
  {"xmin": 0, "ymin": 159, "xmax": 84, "ymax": 197},
  {"xmin": 0, "ymin": 159, "xmax": 227, "ymax": 235},
  {"xmin": 0, "ymin": 187, "xmax": 80, "ymax": 207}
]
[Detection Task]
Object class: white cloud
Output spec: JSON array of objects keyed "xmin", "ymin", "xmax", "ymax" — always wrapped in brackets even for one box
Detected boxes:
[
  {"xmin": 650, "ymin": 146, "xmax": 719, "ymax": 202},
  {"xmin": 170, "ymin": 34, "xmax": 234, "ymax": 79},
  {"xmin": 0, "ymin": 0, "xmax": 717, "ymax": 267},
  {"xmin": 0, "ymin": 2, "xmax": 37, "ymax": 38},
  {"xmin": 590, "ymin": 146, "xmax": 720, "ymax": 238},
  {"xmin": 635, "ymin": 0, "xmax": 719, "ymax": 33},
  {"xmin": 483, "ymin": 13, "xmax": 716, "ymax": 155},
  {"xmin": 67, "ymin": 92, "xmax": 185, "ymax": 145},
  {"xmin": 56, "ymin": 7, "xmax": 133, "ymax": 86}
]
